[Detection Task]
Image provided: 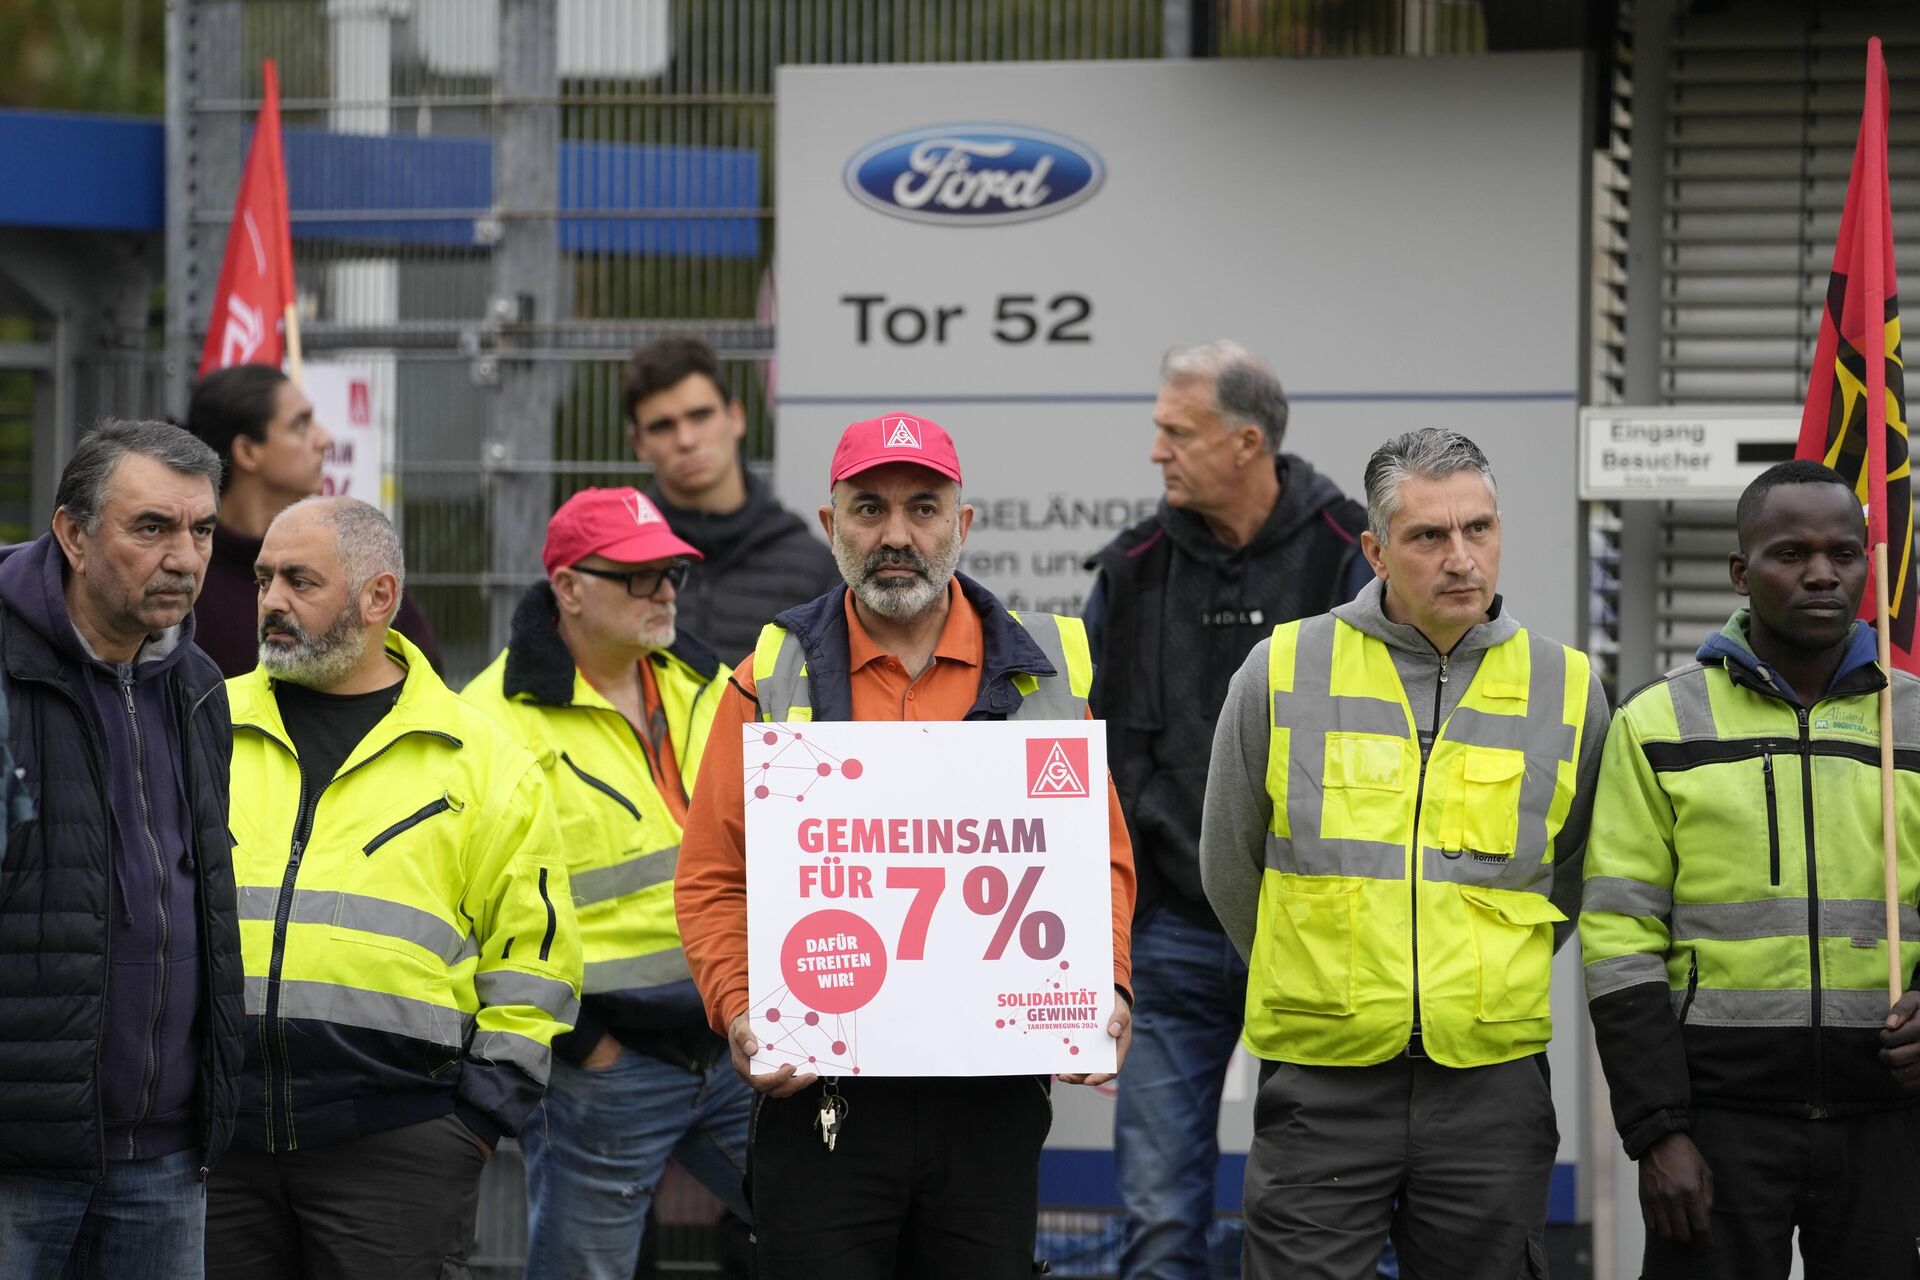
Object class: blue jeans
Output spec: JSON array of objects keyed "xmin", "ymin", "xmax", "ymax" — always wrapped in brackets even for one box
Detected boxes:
[
  {"xmin": 0, "ymin": 1149, "xmax": 205, "ymax": 1280},
  {"xmin": 1114, "ymin": 908, "xmax": 1249, "ymax": 1280},
  {"xmin": 521, "ymin": 1045, "xmax": 752, "ymax": 1280}
]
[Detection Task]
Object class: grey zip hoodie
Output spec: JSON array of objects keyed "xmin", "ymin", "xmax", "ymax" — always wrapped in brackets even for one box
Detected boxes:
[{"xmin": 1199, "ymin": 578, "xmax": 1609, "ymax": 962}]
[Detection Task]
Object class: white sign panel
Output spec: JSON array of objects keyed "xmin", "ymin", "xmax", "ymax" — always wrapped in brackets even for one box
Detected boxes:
[
  {"xmin": 774, "ymin": 55, "xmax": 1585, "ymax": 639},
  {"xmin": 301, "ymin": 360, "xmax": 390, "ymax": 516},
  {"xmin": 745, "ymin": 720, "xmax": 1116, "ymax": 1077},
  {"xmin": 1579, "ymin": 406, "xmax": 1801, "ymax": 499}
]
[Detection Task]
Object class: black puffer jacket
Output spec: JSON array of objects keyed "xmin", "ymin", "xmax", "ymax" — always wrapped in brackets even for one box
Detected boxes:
[
  {"xmin": 1086, "ymin": 455, "xmax": 1367, "ymax": 922},
  {"xmin": 0, "ymin": 537, "xmax": 244, "ymax": 1181},
  {"xmin": 648, "ymin": 473, "xmax": 842, "ymax": 666}
]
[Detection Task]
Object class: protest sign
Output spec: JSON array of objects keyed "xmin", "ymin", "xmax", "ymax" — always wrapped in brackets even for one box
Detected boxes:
[{"xmin": 746, "ymin": 720, "xmax": 1116, "ymax": 1077}]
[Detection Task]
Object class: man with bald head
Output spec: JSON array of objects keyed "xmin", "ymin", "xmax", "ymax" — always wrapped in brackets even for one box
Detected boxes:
[
  {"xmin": 676, "ymin": 413, "xmax": 1138, "ymax": 1279},
  {"xmin": 206, "ymin": 497, "xmax": 583, "ymax": 1280}
]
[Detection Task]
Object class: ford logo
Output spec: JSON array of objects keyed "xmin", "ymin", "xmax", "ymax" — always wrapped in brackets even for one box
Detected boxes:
[{"xmin": 844, "ymin": 124, "xmax": 1105, "ymax": 226}]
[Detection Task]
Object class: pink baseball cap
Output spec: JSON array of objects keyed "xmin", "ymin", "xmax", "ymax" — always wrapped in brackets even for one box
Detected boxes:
[
  {"xmin": 542, "ymin": 487, "xmax": 703, "ymax": 576},
  {"xmin": 829, "ymin": 413, "xmax": 963, "ymax": 487}
]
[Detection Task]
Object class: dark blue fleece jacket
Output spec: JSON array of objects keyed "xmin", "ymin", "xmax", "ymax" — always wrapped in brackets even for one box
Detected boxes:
[{"xmin": 0, "ymin": 537, "xmax": 205, "ymax": 1160}]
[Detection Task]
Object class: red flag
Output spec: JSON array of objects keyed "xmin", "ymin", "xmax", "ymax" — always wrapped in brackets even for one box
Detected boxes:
[
  {"xmin": 1797, "ymin": 37, "xmax": 1914, "ymax": 671},
  {"xmin": 199, "ymin": 60, "xmax": 296, "ymax": 375}
]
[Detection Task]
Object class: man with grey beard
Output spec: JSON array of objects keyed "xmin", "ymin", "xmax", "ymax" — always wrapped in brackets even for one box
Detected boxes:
[
  {"xmin": 674, "ymin": 413, "xmax": 1138, "ymax": 1280},
  {"xmin": 0, "ymin": 421, "xmax": 243, "ymax": 1280},
  {"xmin": 461, "ymin": 487, "xmax": 749, "ymax": 1280},
  {"xmin": 207, "ymin": 496, "xmax": 581, "ymax": 1280}
]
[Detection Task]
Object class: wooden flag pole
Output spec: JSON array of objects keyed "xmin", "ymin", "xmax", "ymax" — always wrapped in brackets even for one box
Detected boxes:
[
  {"xmin": 282, "ymin": 303, "xmax": 301, "ymax": 387},
  {"xmin": 1878, "ymin": 540, "xmax": 1902, "ymax": 1003}
]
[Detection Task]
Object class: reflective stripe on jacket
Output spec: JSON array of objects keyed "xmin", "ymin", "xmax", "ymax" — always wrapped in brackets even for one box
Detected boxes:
[
  {"xmin": 464, "ymin": 587, "xmax": 724, "ymax": 1010},
  {"xmin": 227, "ymin": 631, "xmax": 581, "ymax": 1151},
  {"xmin": 1248, "ymin": 612, "xmax": 1590, "ymax": 1068}
]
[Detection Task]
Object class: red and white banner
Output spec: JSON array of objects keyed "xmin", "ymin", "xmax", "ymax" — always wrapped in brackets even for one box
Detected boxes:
[
  {"xmin": 200, "ymin": 60, "xmax": 297, "ymax": 376},
  {"xmin": 746, "ymin": 720, "xmax": 1116, "ymax": 1076}
]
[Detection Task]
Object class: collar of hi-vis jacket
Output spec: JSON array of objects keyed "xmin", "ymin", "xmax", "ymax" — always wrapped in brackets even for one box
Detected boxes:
[
  {"xmin": 228, "ymin": 629, "xmax": 461, "ymax": 764},
  {"xmin": 499, "ymin": 579, "xmax": 720, "ymax": 709},
  {"xmin": 765, "ymin": 572, "xmax": 1057, "ymax": 721},
  {"xmin": 1331, "ymin": 577, "xmax": 1518, "ymax": 662},
  {"xmin": 1696, "ymin": 607, "xmax": 1884, "ymax": 707}
]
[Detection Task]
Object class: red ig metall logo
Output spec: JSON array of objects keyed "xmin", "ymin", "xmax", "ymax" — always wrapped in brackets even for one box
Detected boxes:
[{"xmin": 1025, "ymin": 737, "xmax": 1089, "ymax": 799}]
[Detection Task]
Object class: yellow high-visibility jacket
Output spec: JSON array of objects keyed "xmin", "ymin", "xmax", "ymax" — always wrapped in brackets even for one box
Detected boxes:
[
  {"xmin": 1583, "ymin": 612, "xmax": 1920, "ymax": 1156},
  {"xmin": 227, "ymin": 630, "xmax": 581, "ymax": 1152},
  {"xmin": 464, "ymin": 584, "xmax": 725, "ymax": 1055}
]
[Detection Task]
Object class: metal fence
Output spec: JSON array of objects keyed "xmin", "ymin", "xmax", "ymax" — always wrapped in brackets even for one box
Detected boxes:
[{"xmin": 159, "ymin": 0, "xmax": 1527, "ymax": 680}]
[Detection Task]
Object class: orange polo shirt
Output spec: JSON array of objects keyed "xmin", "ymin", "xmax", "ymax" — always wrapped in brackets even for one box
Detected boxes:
[{"xmin": 675, "ymin": 579, "xmax": 1136, "ymax": 1036}]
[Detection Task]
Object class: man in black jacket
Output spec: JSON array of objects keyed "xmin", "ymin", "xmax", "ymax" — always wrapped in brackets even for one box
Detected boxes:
[
  {"xmin": 627, "ymin": 337, "xmax": 841, "ymax": 663},
  {"xmin": 0, "ymin": 421, "xmax": 244, "ymax": 1279},
  {"xmin": 1085, "ymin": 342, "xmax": 1370, "ymax": 1280}
]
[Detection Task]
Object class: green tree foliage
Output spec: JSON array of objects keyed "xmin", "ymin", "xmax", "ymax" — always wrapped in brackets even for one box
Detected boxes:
[{"xmin": 0, "ymin": 0, "xmax": 167, "ymax": 115}]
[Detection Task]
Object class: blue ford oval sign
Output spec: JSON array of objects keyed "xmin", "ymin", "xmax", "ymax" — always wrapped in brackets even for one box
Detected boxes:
[{"xmin": 844, "ymin": 124, "xmax": 1105, "ymax": 226}]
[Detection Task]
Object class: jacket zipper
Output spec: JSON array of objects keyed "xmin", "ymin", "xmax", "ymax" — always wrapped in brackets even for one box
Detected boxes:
[
  {"xmin": 537, "ymin": 867, "xmax": 558, "ymax": 962},
  {"xmin": 1796, "ymin": 705, "xmax": 1827, "ymax": 1118},
  {"xmin": 1409, "ymin": 650, "xmax": 1450, "ymax": 1039},
  {"xmin": 560, "ymin": 752, "xmax": 642, "ymax": 822},
  {"xmin": 119, "ymin": 664, "xmax": 170, "ymax": 1160},
  {"xmin": 252, "ymin": 723, "xmax": 461, "ymax": 1151},
  {"xmin": 1677, "ymin": 953, "xmax": 1700, "ymax": 1024},
  {"xmin": 1761, "ymin": 751, "xmax": 1781, "ymax": 886},
  {"xmin": 25, "ymin": 666, "xmax": 120, "ymax": 1174},
  {"xmin": 362, "ymin": 796, "xmax": 455, "ymax": 855},
  {"xmin": 182, "ymin": 681, "xmax": 224, "ymax": 1177}
]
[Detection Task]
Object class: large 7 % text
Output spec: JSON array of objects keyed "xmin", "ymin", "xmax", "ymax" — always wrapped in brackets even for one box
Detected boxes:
[{"xmin": 798, "ymin": 860, "xmax": 1065, "ymax": 961}]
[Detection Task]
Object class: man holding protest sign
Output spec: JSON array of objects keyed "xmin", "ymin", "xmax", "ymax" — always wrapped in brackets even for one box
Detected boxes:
[{"xmin": 675, "ymin": 412, "xmax": 1136, "ymax": 1280}]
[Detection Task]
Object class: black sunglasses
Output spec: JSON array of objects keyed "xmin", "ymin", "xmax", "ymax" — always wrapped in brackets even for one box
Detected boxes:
[{"xmin": 570, "ymin": 560, "xmax": 692, "ymax": 599}]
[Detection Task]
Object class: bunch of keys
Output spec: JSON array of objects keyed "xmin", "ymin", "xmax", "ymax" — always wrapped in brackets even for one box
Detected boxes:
[{"xmin": 814, "ymin": 1078, "xmax": 848, "ymax": 1153}]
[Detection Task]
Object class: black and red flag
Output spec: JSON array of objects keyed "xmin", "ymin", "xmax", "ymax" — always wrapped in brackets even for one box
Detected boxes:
[{"xmin": 1796, "ymin": 37, "xmax": 1915, "ymax": 671}]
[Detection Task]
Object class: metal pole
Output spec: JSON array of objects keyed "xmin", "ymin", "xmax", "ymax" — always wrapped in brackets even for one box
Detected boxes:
[
  {"xmin": 488, "ymin": 0, "xmax": 561, "ymax": 647},
  {"xmin": 165, "ymin": 0, "xmax": 244, "ymax": 414},
  {"xmin": 1163, "ymin": 0, "xmax": 1191, "ymax": 58}
]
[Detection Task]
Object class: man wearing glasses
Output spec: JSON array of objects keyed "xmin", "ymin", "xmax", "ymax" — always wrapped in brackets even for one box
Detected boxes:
[{"xmin": 464, "ymin": 487, "xmax": 749, "ymax": 1280}]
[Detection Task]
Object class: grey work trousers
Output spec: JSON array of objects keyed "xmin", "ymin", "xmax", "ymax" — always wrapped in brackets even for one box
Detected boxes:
[{"xmin": 1242, "ymin": 1053, "xmax": 1556, "ymax": 1280}]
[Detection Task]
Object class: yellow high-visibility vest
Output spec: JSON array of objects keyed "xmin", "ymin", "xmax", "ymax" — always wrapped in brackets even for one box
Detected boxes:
[{"xmin": 1248, "ymin": 614, "xmax": 1590, "ymax": 1068}]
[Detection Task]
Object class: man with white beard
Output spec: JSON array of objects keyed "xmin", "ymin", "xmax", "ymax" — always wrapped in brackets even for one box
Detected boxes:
[
  {"xmin": 675, "ymin": 413, "xmax": 1138, "ymax": 1280},
  {"xmin": 207, "ymin": 496, "xmax": 581, "ymax": 1280},
  {"xmin": 462, "ymin": 487, "xmax": 749, "ymax": 1280}
]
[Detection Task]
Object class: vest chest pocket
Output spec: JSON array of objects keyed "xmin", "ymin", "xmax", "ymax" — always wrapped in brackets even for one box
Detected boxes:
[
  {"xmin": 1320, "ymin": 733, "xmax": 1408, "ymax": 846},
  {"xmin": 1261, "ymin": 875, "xmax": 1364, "ymax": 1016},
  {"xmin": 1452, "ymin": 748, "xmax": 1526, "ymax": 855},
  {"xmin": 1459, "ymin": 887, "xmax": 1562, "ymax": 1022}
]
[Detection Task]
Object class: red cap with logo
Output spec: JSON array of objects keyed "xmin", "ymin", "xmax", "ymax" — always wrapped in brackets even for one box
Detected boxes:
[
  {"xmin": 542, "ymin": 487, "xmax": 703, "ymax": 576},
  {"xmin": 829, "ymin": 412, "xmax": 963, "ymax": 487}
]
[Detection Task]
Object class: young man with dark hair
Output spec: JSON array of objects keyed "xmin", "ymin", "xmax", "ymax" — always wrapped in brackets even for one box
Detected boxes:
[
  {"xmin": 182, "ymin": 363, "xmax": 443, "ymax": 677},
  {"xmin": 1584, "ymin": 459, "xmax": 1920, "ymax": 1278},
  {"xmin": 624, "ymin": 336, "xmax": 839, "ymax": 662}
]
